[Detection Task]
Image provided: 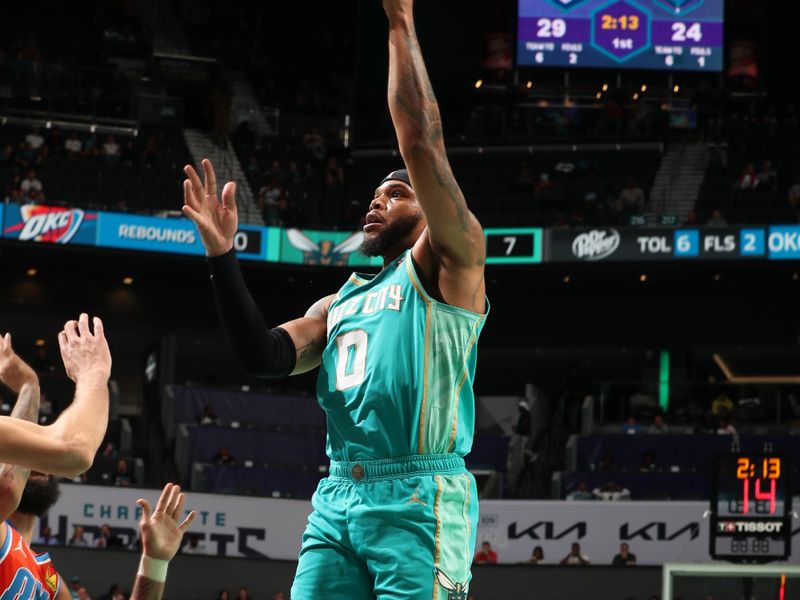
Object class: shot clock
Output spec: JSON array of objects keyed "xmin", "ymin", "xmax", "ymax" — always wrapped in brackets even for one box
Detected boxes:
[
  {"xmin": 517, "ymin": 0, "xmax": 723, "ymax": 71},
  {"xmin": 710, "ymin": 454, "xmax": 792, "ymax": 562}
]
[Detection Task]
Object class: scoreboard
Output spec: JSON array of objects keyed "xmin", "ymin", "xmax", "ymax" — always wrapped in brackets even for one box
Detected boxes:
[
  {"xmin": 710, "ymin": 454, "xmax": 792, "ymax": 563},
  {"xmin": 517, "ymin": 0, "xmax": 724, "ymax": 71}
]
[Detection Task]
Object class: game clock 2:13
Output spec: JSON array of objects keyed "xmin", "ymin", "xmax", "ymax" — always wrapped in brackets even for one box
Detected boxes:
[{"xmin": 735, "ymin": 457, "xmax": 781, "ymax": 515}]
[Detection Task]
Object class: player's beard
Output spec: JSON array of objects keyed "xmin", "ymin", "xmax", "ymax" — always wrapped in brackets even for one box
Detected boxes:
[
  {"xmin": 16, "ymin": 474, "xmax": 61, "ymax": 517},
  {"xmin": 360, "ymin": 213, "xmax": 422, "ymax": 257}
]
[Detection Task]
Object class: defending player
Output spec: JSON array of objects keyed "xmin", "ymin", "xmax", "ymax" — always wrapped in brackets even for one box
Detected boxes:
[
  {"xmin": 0, "ymin": 315, "xmax": 111, "ymax": 478},
  {"xmin": 182, "ymin": 0, "xmax": 487, "ymax": 596}
]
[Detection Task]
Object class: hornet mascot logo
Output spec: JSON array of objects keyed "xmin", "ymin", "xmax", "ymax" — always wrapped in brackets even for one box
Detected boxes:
[{"xmin": 286, "ymin": 229, "xmax": 365, "ymax": 266}]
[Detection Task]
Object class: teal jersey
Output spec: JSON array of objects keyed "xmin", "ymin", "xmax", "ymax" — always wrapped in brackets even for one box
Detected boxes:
[{"xmin": 316, "ymin": 249, "xmax": 488, "ymax": 462}]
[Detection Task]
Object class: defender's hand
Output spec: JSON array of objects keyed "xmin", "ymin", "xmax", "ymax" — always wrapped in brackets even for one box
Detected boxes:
[
  {"xmin": 182, "ymin": 159, "xmax": 238, "ymax": 257},
  {"xmin": 137, "ymin": 483, "xmax": 197, "ymax": 561},
  {"xmin": 0, "ymin": 333, "xmax": 38, "ymax": 393},
  {"xmin": 58, "ymin": 314, "xmax": 112, "ymax": 383}
]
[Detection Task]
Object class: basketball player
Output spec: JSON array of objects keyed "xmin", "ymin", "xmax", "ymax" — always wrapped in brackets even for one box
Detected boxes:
[
  {"xmin": 0, "ymin": 315, "xmax": 111, "ymax": 477},
  {"xmin": 182, "ymin": 0, "xmax": 487, "ymax": 596},
  {"xmin": 5, "ymin": 475, "xmax": 195, "ymax": 600}
]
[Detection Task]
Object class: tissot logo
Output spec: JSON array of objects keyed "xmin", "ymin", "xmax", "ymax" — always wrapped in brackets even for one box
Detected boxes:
[
  {"xmin": 508, "ymin": 521, "xmax": 587, "ymax": 540},
  {"xmin": 620, "ymin": 522, "xmax": 700, "ymax": 541},
  {"xmin": 571, "ymin": 229, "xmax": 620, "ymax": 260},
  {"xmin": 718, "ymin": 521, "xmax": 783, "ymax": 534}
]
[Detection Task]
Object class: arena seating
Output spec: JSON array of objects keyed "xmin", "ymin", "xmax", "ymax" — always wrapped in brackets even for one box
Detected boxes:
[
  {"xmin": 560, "ymin": 433, "xmax": 800, "ymax": 500},
  {"xmin": 171, "ymin": 385, "xmax": 509, "ymax": 499}
]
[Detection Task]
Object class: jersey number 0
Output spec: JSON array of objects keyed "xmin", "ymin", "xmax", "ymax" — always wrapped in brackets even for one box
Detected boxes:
[{"xmin": 335, "ymin": 330, "xmax": 368, "ymax": 390}]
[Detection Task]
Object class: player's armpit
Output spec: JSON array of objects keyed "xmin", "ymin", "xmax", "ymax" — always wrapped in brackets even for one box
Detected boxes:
[{"xmin": 281, "ymin": 294, "xmax": 334, "ymax": 375}]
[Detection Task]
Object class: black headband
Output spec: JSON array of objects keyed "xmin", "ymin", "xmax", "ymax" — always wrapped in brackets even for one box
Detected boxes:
[{"xmin": 380, "ymin": 169, "xmax": 412, "ymax": 189}]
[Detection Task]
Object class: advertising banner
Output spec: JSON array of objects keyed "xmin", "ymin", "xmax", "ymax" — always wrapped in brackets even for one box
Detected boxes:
[
  {"xmin": 42, "ymin": 486, "xmax": 800, "ymax": 564},
  {"xmin": 544, "ymin": 227, "xmax": 790, "ymax": 263},
  {"xmin": 2, "ymin": 204, "xmax": 99, "ymax": 245}
]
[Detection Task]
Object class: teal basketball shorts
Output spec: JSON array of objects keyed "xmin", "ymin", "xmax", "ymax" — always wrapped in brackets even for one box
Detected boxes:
[{"xmin": 290, "ymin": 454, "xmax": 479, "ymax": 600}]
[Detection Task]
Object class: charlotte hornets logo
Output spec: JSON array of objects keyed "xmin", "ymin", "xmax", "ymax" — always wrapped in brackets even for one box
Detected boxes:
[
  {"xmin": 435, "ymin": 568, "xmax": 468, "ymax": 600},
  {"xmin": 286, "ymin": 229, "xmax": 364, "ymax": 266}
]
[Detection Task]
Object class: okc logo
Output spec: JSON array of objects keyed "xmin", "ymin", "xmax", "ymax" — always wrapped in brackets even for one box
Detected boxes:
[
  {"xmin": 286, "ymin": 229, "xmax": 364, "ymax": 266},
  {"xmin": 5, "ymin": 205, "xmax": 86, "ymax": 243}
]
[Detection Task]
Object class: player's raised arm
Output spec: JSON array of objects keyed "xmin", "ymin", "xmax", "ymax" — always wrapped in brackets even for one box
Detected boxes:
[
  {"xmin": 0, "ymin": 333, "xmax": 40, "ymax": 518},
  {"xmin": 384, "ymin": 0, "xmax": 486, "ymax": 306},
  {"xmin": 131, "ymin": 483, "xmax": 197, "ymax": 600},
  {"xmin": 0, "ymin": 315, "xmax": 110, "ymax": 478},
  {"xmin": 183, "ymin": 159, "xmax": 332, "ymax": 377}
]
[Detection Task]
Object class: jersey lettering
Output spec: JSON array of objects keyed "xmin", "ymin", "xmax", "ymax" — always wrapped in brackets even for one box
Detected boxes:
[{"xmin": 1, "ymin": 568, "xmax": 49, "ymax": 600}]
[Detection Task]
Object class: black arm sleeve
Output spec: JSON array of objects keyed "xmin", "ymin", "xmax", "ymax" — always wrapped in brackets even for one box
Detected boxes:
[{"xmin": 206, "ymin": 249, "xmax": 296, "ymax": 377}]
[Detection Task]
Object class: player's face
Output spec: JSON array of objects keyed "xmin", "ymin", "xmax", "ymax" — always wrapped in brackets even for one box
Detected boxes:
[{"xmin": 361, "ymin": 181, "xmax": 423, "ymax": 257}]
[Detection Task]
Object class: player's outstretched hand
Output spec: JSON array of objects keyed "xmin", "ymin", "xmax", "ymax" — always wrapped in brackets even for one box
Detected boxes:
[
  {"xmin": 137, "ymin": 483, "xmax": 197, "ymax": 562},
  {"xmin": 58, "ymin": 314, "xmax": 112, "ymax": 383},
  {"xmin": 182, "ymin": 159, "xmax": 238, "ymax": 257},
  {"xmin": 0, "ymin": 332, "xmax": 38, "ymax": 393}
]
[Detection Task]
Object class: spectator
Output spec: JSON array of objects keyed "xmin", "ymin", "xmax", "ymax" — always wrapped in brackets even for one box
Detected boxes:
[
  {"xmin": 756, "ymin": 160, "xmax": 778, "ymax": 190},
  {"xmin": 211, "ymin": 446, "xmax": 236, "ymax": 465},
  {"xmin": 64, "ymin": 131, "xmax": 83, "ymax": 157},
  {"xmin": 236, "ymin": 588, "xmax": 251, "ymax": 600},
  {"xmin": 119, "ymin": 140, "xmax": 137, "ymax": 166},
  {"xmin": 76, "ymin": 586, "xmax": 92, "ymax": 600},
  {"xmin": 694, "ymin": 412, "xmax": 717, "ymax": 434},
  {"xmin": 734, "ymin": 163, "xmax": 758, "ymax": 190},
  {"xmin": 621, "ymin": 416, "xmax": 640, "ymax": 435},
  {"xmin": 706, "ymin": 209, "xmax": 728, "ymax": 227},
  {"xmin": 559, "ymin": 542, "xmax": 590, "ymax": 565},
  {"xmin": 474, "ymin": 541, "xmax": 498, "ymax": 564},
  {"xmin": 259, "ymin": 178, "xmax": 284, "ymax": 226},
  {"xmin": 198, "ymin": 405, "xmax": 219, "ymax": 425},
  {"xmin": 566, "ymin": 481, "xmax": 594, "ymax": 501},
  {"xmin": 25, "ymin": 127, "xmax": 45, "ymax": 150},
  {"xmin": 513, "ymin": 164, "xmax": 536, "ymax": 194},
  {"xmin": 612, "ymin": 542, "xmax": 637, "ymax": 566},
  {"xmin": 20, "ymin": 169, "xmax": 44, "ymax": 202},
  {"xmin": 716, "ymin": 417, "xmax": 737, "ymax": 435},
  {"xmin": 100, "ymin": 584, "xmax": 123, "ymax": 600},
  {"xmin": 102, "ymin": 135, "xmax": 121, "ymax": 163},
  {"xmin": 523, "ymin": 546, "xmax": 544, "ymax": 564},
  {"xmin": 102, "ymin": 442, "xmax": 119, "ymax": 459},
  {"xmin": 142, "ymin": 136, "xmax": 160, "ymax": 166},
  {"xmin": 324, "ymin": 156, "xmax": 345, "ymax": 187},
  {"xmin": 0, "ymin": 143, "xmax": 14, "ymax": 165},
  {"xmin": 272, "ymin": 593, "xmax": 286, "ymax": 600},
  {"xmin": 16, "ymin": 141, "xmax": 41, "ymax": 170},
  {"xmin": 592, "ymin": 481, "xmax": 631, "ymax": 501},
  {"xmin": 33, "ymin": 525, "xmax": 58, "ymax": 546},
  {"xmin": 534, "ymin": 172, "xmax": 554, "ymax": 197},
  {"xmin": 617, "ymin": 178, "xmax": 645, "ymax": 214},
  {"xmin": 647, "ymin": 414, "xmax": 669, "ymax": 434},
  {"xmin": 684, "ymin": 210, "xmax": 700, "ymax": 226},
  {"xmin": 598, "ymin": 450, "xmax": 616, "ymax": 471},
  {"xmin": 107, "ymin": 459, "xmax": 136, "ymax": 486},
  {"xmin": 95, "ymin": 524, "xmax": 122, "ymax": 549},
  {"xmin": 217, "ymin": 591, "xmax": 230, "ymax": 600},
  {"xmin": 68, "ymin": 525, "xmax": 88, "ymax": 547},
  {"xmin": 183, "ymin": 534, "xmax": 208, "ymax": 555},
  {"xmin": 711, "ymin": 392, "xmax": 734, "ymax": 416},
  {"xmin": 639, "ymin": 450, "xmax": 657, "ymax": 472},
  {"xmin": 303, "ymin": 126, "xmax": 327, "ymax": 163}
]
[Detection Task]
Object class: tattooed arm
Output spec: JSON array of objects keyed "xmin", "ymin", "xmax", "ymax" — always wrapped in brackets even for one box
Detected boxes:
[{"xmin": 384, "ymin": 0, "xmax": 486, "ymax": 313}]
